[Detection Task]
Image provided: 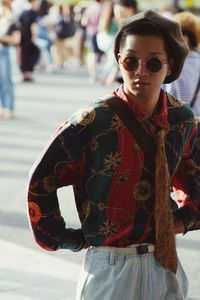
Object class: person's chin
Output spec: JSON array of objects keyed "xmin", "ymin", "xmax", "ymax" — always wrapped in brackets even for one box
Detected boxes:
[
  {"xmin": 130, "ymin": 87, "xmax": 147, "ymax": 98},
  {"xmin": 131, "ymin": 83, "xmax": 150, "ymax": 96}
]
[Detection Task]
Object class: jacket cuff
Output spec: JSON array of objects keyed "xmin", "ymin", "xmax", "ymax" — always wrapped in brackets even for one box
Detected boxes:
[
  {"xmin": 173, "ymin": 206, "xmax": 196, "ymax": 233},
  {"xmin": 58, "ymin": 228, "xmax": 86, "ymax": 251}
]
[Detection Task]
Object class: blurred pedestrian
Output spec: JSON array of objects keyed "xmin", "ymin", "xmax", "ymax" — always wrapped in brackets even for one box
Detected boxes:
[
  {"xmin": 0, "ymin": 0, "xmax": 21, "ymax": 120},
  {"xmin": 96, "ymin": 0, "xmax": 118, "ymax": 63},
  {"xmin": 27, "ymin": 10, "xmax": 200, "ymax": 299},
  {"xmin": 36, "ymin": 0, "xmax": 54, "ymax": 71},
  {"xmin": 19, "ymin": 0, "xmax": 41, "ymax": 82},
  {"xmin": 163, "ymin": 11, "xmax": 200, "ymax": 116},
  {"xmin": 72, "ymin": 3, "xmax": 87, "ymax": 67},
  {"xmin": 50, "ymin": 3, "xmax": 76, "ymax": 69},
  {"xmin": 81, "ymin": 0, "xmax": 105, "ymax": 83}
]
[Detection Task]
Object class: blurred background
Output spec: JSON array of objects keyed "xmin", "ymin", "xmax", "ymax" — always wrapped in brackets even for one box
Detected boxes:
[{"xmin": 0, "ymin": 0, "xmax": 200, "ymax": 299}]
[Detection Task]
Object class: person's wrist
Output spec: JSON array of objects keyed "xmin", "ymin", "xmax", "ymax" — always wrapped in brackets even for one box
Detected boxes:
[
  {"xmin": 173, "ymin": 206, "xmax": 196, "ymax": 234},
  {"xmin": 174, "ymin": 217, "xmax": 187, "ymax": 234},
  {"xmin": 59, "ymin": 228, "xmax": 87, "ymax": 251},
  {"xmin": 72, "ymin": 229, "xmax": 88, "ymax": 252}
]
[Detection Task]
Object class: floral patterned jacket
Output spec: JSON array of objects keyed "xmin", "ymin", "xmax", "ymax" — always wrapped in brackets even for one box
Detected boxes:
[{"xmin": 27, "ymin": 86, "xmax": 200, "ymax": 252}]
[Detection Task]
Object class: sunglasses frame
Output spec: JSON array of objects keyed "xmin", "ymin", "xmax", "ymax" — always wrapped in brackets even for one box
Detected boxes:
[{"xmin": 119, "ymin": 55, "xmax": 168, "ymax": 73}]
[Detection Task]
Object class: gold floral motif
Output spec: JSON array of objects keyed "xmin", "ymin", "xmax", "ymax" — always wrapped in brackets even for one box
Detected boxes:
[
  {"xmin": 104, "ymin": 152, "xmax": 122, "ymax": 169},
  {"xmin": 111, "ymin": 115, "xmax": 125, "ymax": 131},
  {"xmin": 29, "ymin": 202, "xmax": 42, "ymax": 223},
  {"xmin": 81, "ymin": 201, "xmax": 91, "ymax": 218},
  {"xmin": 134, "ymin": 180, "xmax": 151, "ymax": 203},
  {"xmin": 76, "ymin": 107, "xmax": 95, "ymax": 126},
  {"xmin": 97, "ymin": 202, "xmax": 107, "ymax": 210},
  {"xmin": 43, "ymin": 176, "xmax": 56, "ymax": 192},
  {"xmin": 89, "ymin": 138, "xmax": 99, "ymax": 151},
  {"xmin": 178, "ymin": 122, "xmax": 187, "ymax": 136},
  {"xmin": 99, "ymin": 220, "xmax": 119, "ymax": 237},
  {"xmin": 116, "ymin": 172, "xmax": 129, "ymax": 185},
  {"xmin": 167, "ymin": 93, "xmax": 183, "ymax": 108}
]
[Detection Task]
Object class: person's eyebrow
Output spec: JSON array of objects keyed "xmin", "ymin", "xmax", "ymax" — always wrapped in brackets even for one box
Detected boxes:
[{"xmin": 148, "ymin": 52, "xmax": 166, "ymax": 55}]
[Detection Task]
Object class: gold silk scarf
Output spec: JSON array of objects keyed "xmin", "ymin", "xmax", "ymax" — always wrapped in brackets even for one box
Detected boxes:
[
  {"xmin": 154, "ymin": 129, "xmax": 178, "ymax": 274},
  {"xmin": 143, "ymin": 119, "xmax": 178, "ymax": 274}
]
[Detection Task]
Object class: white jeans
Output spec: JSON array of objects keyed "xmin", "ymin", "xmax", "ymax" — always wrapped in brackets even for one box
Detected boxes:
[{"xmin": 76, "ymin": 245, "xmax": 188, "ymax": 300}]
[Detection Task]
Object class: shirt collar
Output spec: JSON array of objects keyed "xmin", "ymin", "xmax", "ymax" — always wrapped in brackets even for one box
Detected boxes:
[{"xmin": 115, "ymin": 84, "xmax": 168, "ymax": 129}]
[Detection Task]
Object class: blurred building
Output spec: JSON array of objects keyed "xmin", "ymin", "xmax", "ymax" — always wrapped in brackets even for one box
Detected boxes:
[{"xmin": 137, "ymin": 0, "xmax": 200, "ymax": 10}]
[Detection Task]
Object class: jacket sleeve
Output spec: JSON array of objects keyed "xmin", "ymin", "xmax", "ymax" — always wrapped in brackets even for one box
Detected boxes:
[
  {"xmin": 172, "ymin": 121, "xmax": 200, "ymax": 232},
  {"xmin": 27, "ymin": 117, "xmax": 89, "ymax": 252}
]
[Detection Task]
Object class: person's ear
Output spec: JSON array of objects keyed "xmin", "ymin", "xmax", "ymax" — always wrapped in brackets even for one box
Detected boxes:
[{"xmin": 117, "ymin": 53, "xmax": 121, "ymax": 64}]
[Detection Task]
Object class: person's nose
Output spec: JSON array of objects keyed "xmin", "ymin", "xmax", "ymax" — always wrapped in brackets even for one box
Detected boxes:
[{"xmin": 135, "ymin": 62, "xmax": 149, "ymax": 75}]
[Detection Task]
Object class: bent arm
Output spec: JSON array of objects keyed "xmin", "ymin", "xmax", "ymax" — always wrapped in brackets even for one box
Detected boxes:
[
  {"xmin": 172, "ymin": 122, "xmax": 200, "ymax": 233},
  {"xmin": 27, "ymin": 122, "xmax": 87, "ymax": 251},
  {"xmin": 0, "ymin": 30, "xmax": 21, "ymax": 46}
]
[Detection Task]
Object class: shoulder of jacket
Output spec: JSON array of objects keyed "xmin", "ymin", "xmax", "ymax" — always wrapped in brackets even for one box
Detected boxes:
[
  {"xmin": 167, "ymin": 92, "xmax": 194, "ymax": 120},
  {"xmin": 66, "ymin": 99, "xmax": 113, "ymax": 128}
]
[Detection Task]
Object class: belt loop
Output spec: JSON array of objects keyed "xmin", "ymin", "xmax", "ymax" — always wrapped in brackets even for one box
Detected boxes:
[{"xmin": 109, "ymin": 247, "xmax": 116, "ymax": 265}]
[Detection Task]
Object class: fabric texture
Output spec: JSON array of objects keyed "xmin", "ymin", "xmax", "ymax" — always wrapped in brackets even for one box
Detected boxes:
[
  {"xmin": 154, "ymin": 128, "xmax": 178, "ymax": 273},
  {"xmin": 76, "ymin": 246, "xmax": 188, "ymax": 300},
  {"xmin": 27, "ymin": 85, "xmax": 200, "ymax": 253},
  {"xmin": 106, "ymin": 95, "xmax": 178, "ymax": 272}
]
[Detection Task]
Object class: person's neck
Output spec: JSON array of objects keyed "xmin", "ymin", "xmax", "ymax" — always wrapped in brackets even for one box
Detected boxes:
[
  {"xmin": 137, "ymin": 100, "xmax": 158, "ymax": 118},
  {"xmin": 130, "ymin": 92, "xmax": 161, "ymax": 118}
]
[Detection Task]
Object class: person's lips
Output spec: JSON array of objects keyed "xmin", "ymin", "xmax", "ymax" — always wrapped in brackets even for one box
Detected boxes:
[{"xmin": 132, "ymin": 79, "xmax": 150, "ymax": 87}]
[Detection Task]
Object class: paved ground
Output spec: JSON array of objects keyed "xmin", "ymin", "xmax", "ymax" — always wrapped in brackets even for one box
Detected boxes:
[{"xmin": 0, "ymin": 67, "xmax": 200, "ymax": 300}]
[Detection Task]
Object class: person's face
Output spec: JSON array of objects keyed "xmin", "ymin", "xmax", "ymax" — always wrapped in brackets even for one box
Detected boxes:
[
  {"xmin": 0, "ymin": 0, "xmax": 11, "ymax": 7},
  {"xmin": 114, "ymin": 4, "xmax": 135, "ymax": 23},
  {"xmin": 32, "ymin": 0, "xmax": 42, "ymax": 11},
  {"xmin": 117, "ymin": 34, "xmax": 172, "ymax": 102}
]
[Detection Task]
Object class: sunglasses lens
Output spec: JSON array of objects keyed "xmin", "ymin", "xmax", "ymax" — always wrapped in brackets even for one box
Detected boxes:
[
  {"xmin": 146, "ymin": 57, "xmax": 162, "ymax": 72},
  {"xmin": 123, "ymin": 57, "xmax": 138, "ymax": 71}
]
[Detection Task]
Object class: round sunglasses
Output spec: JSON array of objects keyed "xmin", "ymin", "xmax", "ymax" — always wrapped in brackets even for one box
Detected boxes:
[{"xmin": 119, "ymin": 56, "xmax": 168, "ymax": 73}]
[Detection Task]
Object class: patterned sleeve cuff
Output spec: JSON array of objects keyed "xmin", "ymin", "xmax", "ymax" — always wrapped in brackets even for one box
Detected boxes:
[
  {"xmin": 173, "ymin": 206, "xmax": 196, "ymax": 233},
  {"xmin": 58, "ymin": 228, "xmax": 87, "ymax": 252}
]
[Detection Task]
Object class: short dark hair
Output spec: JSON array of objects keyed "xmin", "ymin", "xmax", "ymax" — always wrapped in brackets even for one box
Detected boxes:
[{"xmin": 118, "ymin": 20, "xmax": 173, "ymax": 58}]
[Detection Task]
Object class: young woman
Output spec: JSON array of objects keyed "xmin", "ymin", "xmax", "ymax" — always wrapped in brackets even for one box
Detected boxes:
[{"xmin": 27, "ymin": 10, "xmax": 200, "ymax": 299}]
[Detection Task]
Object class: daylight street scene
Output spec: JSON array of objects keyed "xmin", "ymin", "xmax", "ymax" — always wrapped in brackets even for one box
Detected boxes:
[
  {"xmin": 1, "ymin": 0, "xmax": 200, "ymax": 299},
  {"xmin": 0, "ymin": 67, "xmax": 200, "ymax": 300}
]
